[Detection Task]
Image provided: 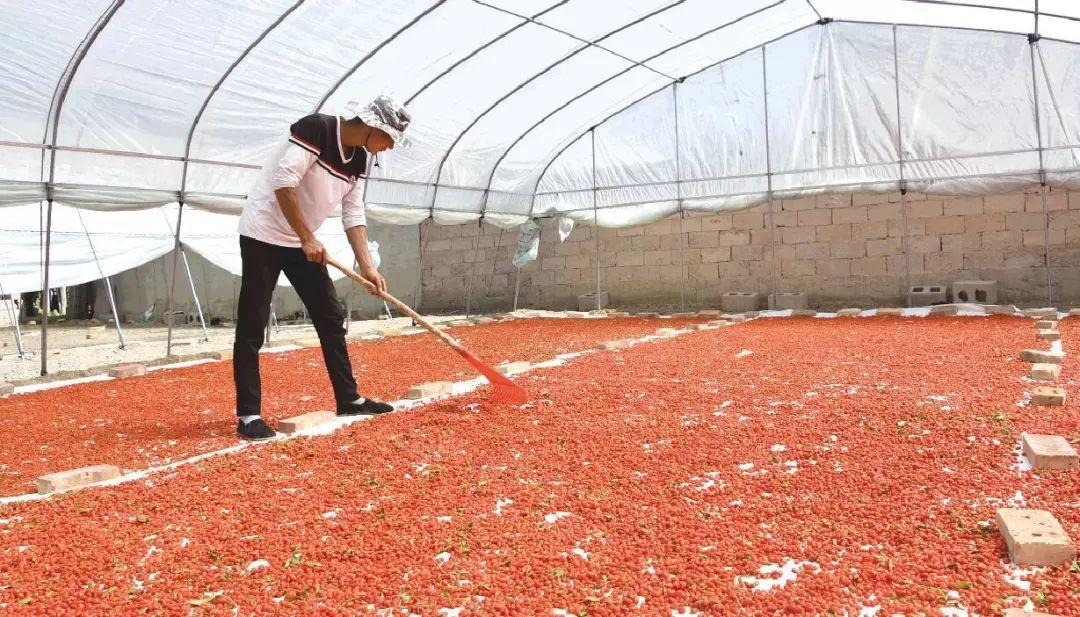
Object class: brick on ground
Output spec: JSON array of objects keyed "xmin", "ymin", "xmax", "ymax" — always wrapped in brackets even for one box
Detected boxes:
[
  {"xmin": 792, "ymin": 309, "xmax": 818, "ymax": 317},
  {"xmin": 694, "ymin": 323, "xmax": 714, "ymax": 331},
  {"xmin": 566, "ymin": 311, "xmax": 589, "ymax": 318},
  {"xmin": 987, "ymin": 305, "xmax": 1019, "ymax": 315},
  {"xmin": 0, "ymin": 382, "xmax": 12, "ymax": 397},
  {"xmin": 1035, "ymin": 319, "xmax": 1057, "ymax": 329},
  {"xmin": 36, "ymin": 464, "xmax": 121, "ymax": 494},
  {"xmin": 212, "ymin": 349, "xmax": 233, "ymax": 361},
  {"xmin": 995, "ymin": 508, "xmax": 1076, "ymax": 566},
  {"xmin": 109, "ymin": 363, "xmax": 146, "ymax": 378},
  {"xmin": 495, "ymin": 361, "xmax": 531, "ymax": 376},
  {"xmin": 876, "ymin": 308, "xmax": 903, "ymax": 316},
  {"xmin": 471, "ymin": 316, "xmax": 496, "ymax": 325},
  {"xmin": 406, "ymin": 381, "xmax": 454, "ymax": 400},
  {"xmin": 597, "ymin": 339, "xmax": 631, "ymax": 350},
  {"xmin": 1022, "ymin": 434, "xmax": 1079, "ymax": 470},
  {"xmin": 1030, "ymin": 386, "xmax": 1066, "ymax": 406},
  {"xmin": 1070, "ymin": 308, "xmax": 1080, "ymax": 317},
  {"xmin": 1031, "ymin": 363, "xmax": 1061, "ymax": 381},
  {"xmin": 696, "ymin": 309, "xmax": 721, "ymax": 317},
  {"xmin": 655, "ymin": 328, "xmax": 680, "ymax": 337},
  {"xmin": 377, "ymin": 328, "xmax": 403, "ymax": 337},
  {"xmin": 278, "ymin": 410, "xmax": 337, "ymax": 434},
  {"xmin": 607, "ymin": 311, "xmax": 631, "ymax": 317},
  {"xmin": 837, "ymin": 308, "xmax": 862, "ymax": 317},
  {"xmin": 1037, "ymin": 329, "xmax": 1061, "ymax": 341},
  {"xmin": 930, "ymin": 304, "xmax": 959, "ymax": 316},
  {"xmin": 1019, "ymin": 349, "xmax": 1065, "ymax": 364},
  {"xmin": 1024, "ymin": 308, "xmax": 1058, "ymax": 319}
]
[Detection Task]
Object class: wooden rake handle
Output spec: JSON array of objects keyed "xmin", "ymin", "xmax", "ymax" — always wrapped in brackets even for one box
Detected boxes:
[{"xmin": 325, "ymin": 257, "xmax": 463, "ymax": 351}]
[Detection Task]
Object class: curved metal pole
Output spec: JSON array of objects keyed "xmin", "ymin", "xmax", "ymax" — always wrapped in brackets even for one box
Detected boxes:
[
  {"xmin": 527, "ymin": 20, "xmax": 818, "ymax": 219},
  {"xmin": 313, "ymin": 0, "xmax": 450, "ymax": 113},
  {"xmin": 434, "ymin": 0, "xmax": 692, "ymax": 219},
  {"xmin": 40, "ymin": 0, "xmax": 125, "ymax": 375},
  {"xmin": 478, "ymin": 1, "xmax": 787, "ymax": 217}
]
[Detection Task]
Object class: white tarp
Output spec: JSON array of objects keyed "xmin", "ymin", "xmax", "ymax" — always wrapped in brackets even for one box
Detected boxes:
[
  {"xmin": 0, "ymin": 203, "xmax": 376, "ymax": 295},
  {"xmin": 3, "ymin": 0, "xmax": 1080, "ymax": 227}
]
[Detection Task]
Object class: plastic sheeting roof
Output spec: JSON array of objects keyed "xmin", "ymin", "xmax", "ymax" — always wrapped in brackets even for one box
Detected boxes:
[{"xmin": 4, "ymin": 0, "xmax": 1080, "ymax": 229}]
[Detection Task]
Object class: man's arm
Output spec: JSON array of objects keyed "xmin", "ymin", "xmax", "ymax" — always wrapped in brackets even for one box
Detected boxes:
[
  {"xmin": 345, "ymin": 225, "xmax": 387, "ymax": 294},
  {"xmin": 274, "ymin": 187, "xmax": 327, "ymax": 264}
]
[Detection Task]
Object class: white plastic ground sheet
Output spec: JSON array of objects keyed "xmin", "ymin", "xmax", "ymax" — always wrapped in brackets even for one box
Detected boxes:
[{"xmin": 3, "ymin": 0, "xmax": 1080, "ymax": 237}]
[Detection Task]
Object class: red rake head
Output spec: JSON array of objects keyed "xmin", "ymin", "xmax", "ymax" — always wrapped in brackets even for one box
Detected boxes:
[{"xmin": 459, "ymin": 349, "xmax": 529, "ymax": 405}]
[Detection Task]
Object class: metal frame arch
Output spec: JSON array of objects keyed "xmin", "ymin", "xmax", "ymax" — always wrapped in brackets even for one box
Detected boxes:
[
  {"xmin": 522, "ymin": 19, "xmax": 816, "ymax": 217},
  {"xmin": 486, "ymin": 0, "xmax": 790, "ymax": 217},
  {"xmin": 428, "ymin": 0, "xmax": 692, "ymax": 217},
  {"xmin": 39, "ymin": 0, "xmax": 126, "ymax": 375},
  {"xmin": 312, "ymin": 0, "xmax": 451, "ymax": 114}
]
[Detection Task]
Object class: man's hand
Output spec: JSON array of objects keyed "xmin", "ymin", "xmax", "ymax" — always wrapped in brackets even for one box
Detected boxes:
[
  {"xmin": 359, "ymin": 265, "xmax": 387, "ymax": 295},
  {"xmin": 301, "ymin": 237, "xmax": 328, "ymax": 264}
]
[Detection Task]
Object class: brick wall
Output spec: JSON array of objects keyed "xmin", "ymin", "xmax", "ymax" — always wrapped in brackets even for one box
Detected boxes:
[{"xmin": 419, "ymin": 189, "xmax": 1080, "ymax": 312}]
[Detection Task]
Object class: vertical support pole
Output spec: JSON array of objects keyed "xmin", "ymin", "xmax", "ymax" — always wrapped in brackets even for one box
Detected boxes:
[
  {"xmin": 165, "ymin": 201, "xmax": 185, "ymax": 356},
  {"xmin": 892, "ymin": 25, "xmax": 913, "ymax": 306},
  {"xmin": 464, "ymin": 219, "xmax": 482, "ymax": 318},
  {"xmin": 102, "ymin": 276, "xmax": 126, "ymax": 349},
  {"xmin": 512, "ymin": 267, "xmax": 522, "ymax": 311},
  {"xmin": 180, "ymin": 247, "xmax": 208, "ymax": 341},
  {"xmin": 40, "ymin": 198, "xmax": 54, "ymax": 375},
  {"xmin": 761, "ymin": 46, "xmax": 778, "ymax": 302},
  {"xmin": 483, "ymin": 228, "xmax": 505, "ymax": 305},
  {"xmin": 1029, "ymin": 30, "xmax": 1053, "ymax": 305},
  {"xmin": 673, "ymin": 82, "xmax": 687, "ymax": 312},
  {"xmin": 591, "ymin": 127, "xmax": 601, "ymax": 310},
  {"xmin": 414, "ymin": 218, "xmax": 431, "ymax": 314}
]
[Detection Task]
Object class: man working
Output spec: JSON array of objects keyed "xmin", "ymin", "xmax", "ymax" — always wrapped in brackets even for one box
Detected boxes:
[{"xmin": 233, "ymin": 95, "xmax": 412, "ymax": 440}]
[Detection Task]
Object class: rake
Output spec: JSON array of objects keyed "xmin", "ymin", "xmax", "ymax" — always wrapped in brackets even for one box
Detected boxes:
[{"xmin": 327, "ymin": 257, "xmax": 529, "ymax": 405}]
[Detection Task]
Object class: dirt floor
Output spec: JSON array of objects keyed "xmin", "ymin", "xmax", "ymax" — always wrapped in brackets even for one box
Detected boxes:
[{"xmin": 0, "ymin": 313, "xmax": 1076, "ymax": 615}]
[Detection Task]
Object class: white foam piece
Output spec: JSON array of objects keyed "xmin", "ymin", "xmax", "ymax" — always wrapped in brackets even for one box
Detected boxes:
[{"xmin": 147, "ymin": 358, "xmax": 215, "ymax": 372}]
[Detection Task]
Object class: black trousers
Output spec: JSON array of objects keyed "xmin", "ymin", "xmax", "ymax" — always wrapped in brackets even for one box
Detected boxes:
[{"xmin": 234, "ymin": 235, "xmax": 358, "ymax": 416}]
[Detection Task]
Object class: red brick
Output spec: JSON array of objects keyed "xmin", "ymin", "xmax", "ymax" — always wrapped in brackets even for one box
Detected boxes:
[
  {"xmin": 108, "ymin": 363, "xmax": 146, "ymax": 378},
  {"xmin": 36, "ymin": 464, "xmax": 121, "ymax": 494},
  {"xmin": 279, "ymin": 410, "xmax": 337, "ymax": 434}
]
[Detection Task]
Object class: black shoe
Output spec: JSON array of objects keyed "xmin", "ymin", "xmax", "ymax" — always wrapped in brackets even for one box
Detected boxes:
[
  {"xmin": 236, "ymin": 417, "xmax": 276, "ymax": 441},
  {"xmin": 337, "ymin": 398, "xmax": 394, "ymax": 417}
]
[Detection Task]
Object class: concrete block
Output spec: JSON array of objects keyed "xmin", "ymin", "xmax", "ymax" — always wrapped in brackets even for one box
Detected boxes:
[
  {"xmin": 1022, "ymin": 434, "xmax": 1079, "ymax": 470},
  {"xmin": 496, "ymin": 361, "xmax": 531, "ymax": 376},
  {"xmin": 696, "ymin": 309, "xmax": 721, "ymax": 317},
  {"xmin": 791, "ymin": 309, "xmax": 817, "ymax": 317},
  {"xmin": 1030, "ymin": 386, "xmax": 1066, "ymax": 406},
  {"xmin": 767, "ymin": 292, "xmax": 808, "ymax": 310},
  {"xmin": 1019, "ymin": 349, "xmax": 1065, "ymax": 364},
  {"xmin": 1025, "ymin": 308, "xmax": 1058, "ymax": 319},
  {"xmin": 930, "ymin": 304, "xmax": 959, "ymax": 316},
  {"xmin": 693, "ymin": 323, "xmax": 714, "ymax": 330},
  {"xmin": 909, "ymin": 285, "xmax": 947, "ymax": 306},
  {"xmin": 1070, "ymin": 308, "xmax": 1080, "ymax": 317},
  {"xmin": 720, "ymin": 291, "xmax": 759, "ymax": 313},
  {"xmin": 1031, "ymin": 363, "xmax": 1061, "ymax": 381},
  {"xmin": 598, "ymin": 339, "xmax": 631, "ymax": 350},
  {"xmin": 278, "ymin": 410, "xmax": 337, "ymax": 434},
  {"xmin": 1034, "ymin": 320, "xmax": 1057, "ymax": 329},
  {"xmin": 446, "ymin": 320, "xmax": 472, "ymax": 327},
  {"xmin": 212, "ymin": 349, "xmax": 233, "ymax": 361},
  {"xmin": 0, "ymin": 382, "xmax": 12, "ymax": 396},
  {"xmin": 951, "ymin": 280, "xmax": 998, "ymax": 304},
  {"xmin": 987, "ymin": 305, "xmax": 1020, "ymax": 315},
  {"xmin": 577, "ymin": 291, "xmax": 608, "ymax": 311},
  {"xmin": 565, "ymin": 311, "xmax": 589, "ymax": 318},
  {"xmin": 995, "ymin": 508, "xmax": 1076, "ymax": 566},
  {"xmin": 36, "ymin": 464, "xmax": 121, "ymax": 494},
  {"xmin": 1038, "ymin": 329, "xmax": 1061, "ymax": 341},
  {"xmin": 109, "ymin": 363, "xmax": 146, "ymax": 378},
  {"xmin": 837, "ymin": 308, "xmax": 862, "ymax": 317},
  {"xmin": 607, "ymin": 311, "xmax": 631, "ymax": 317},
  {"xmin": 655, "ymin": 328, "xmax": 680, "ymax": 337},
  {"xmin": 471, "ymin": 316, "xmax": 497, "ymax": 325},
  {"xmin": 376, "ymin": 329, "xmax": 403, "ymax": 338},
  {"xmin": 406, "ymin": 381, "xmax": 454, "ymax": 400},
  {"xmin": 877, "ymin": 308, "xmax": 904, "ymax": 316}
]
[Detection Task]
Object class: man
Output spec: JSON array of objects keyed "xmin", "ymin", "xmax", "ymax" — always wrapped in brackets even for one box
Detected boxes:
[{"xmin": 233, "ymin": 95, "xmax": 412, "ymax": 440}]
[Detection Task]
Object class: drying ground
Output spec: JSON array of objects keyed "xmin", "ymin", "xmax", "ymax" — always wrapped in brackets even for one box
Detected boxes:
[{"xmin": 0, "ymin": 315, "xmax": 1077, "ymax": 615}]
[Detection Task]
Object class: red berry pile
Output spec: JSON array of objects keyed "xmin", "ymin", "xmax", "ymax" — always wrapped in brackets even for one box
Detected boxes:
[
  {"xmin": 0, "ymin": 316, "xmax": 705, "ymax": 497},
  {"xmin": 0, "ymin": 315, "xmax": 1075, "ymax": 616}
]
